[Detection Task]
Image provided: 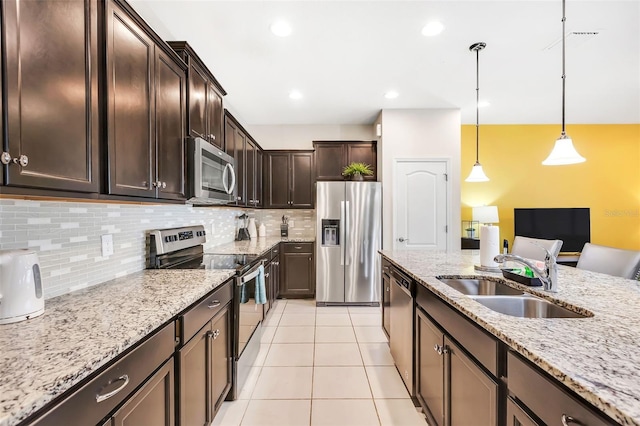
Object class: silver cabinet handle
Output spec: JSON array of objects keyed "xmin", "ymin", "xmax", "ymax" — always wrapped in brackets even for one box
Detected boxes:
[
  {"xmin": 96, "ymin": 374, "xmax": 130, "ymax": 403},
  {"xmin": 434, "ymin": 344, "xmax": 442, "ymax": 355},
  {"xmin": 207, "ymin": 300, "xmax": 221, "ymax": 309},
  {"xmin": 210, "ymin": 134, "xmax": 216, "ymax": 140},
  {"xmin": 209, "ymin": 329, "xmax": 220, "ymax": 339},
  {"xmin": 11, "ymin": 155, "xmax": 29, "ymax": 167},
  {"xmin": 294, "ymin": 246, "xmax": 302, "ymax": 250},
  {"xmin": 265, "ymin": 273, "xmax": 270, "ymax": 277},
  {"xmin": 562, "ymin": 415, "xmax": 584, "ymax": 426},
  {"xmin": 1, "ymin": 152, "xmax": 11, "ymax": 165},
  {"xmin": 162, "ymin": 182, "xmax": 166, "ymax": 189}
]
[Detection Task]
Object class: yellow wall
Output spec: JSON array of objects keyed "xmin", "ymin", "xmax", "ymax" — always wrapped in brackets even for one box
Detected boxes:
[{"xmin": 461, "ymin": 124, "xmax": 640, "ymax": 251}]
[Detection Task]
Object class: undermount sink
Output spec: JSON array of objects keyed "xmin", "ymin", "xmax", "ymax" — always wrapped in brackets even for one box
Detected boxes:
[
  {"xmin": 468, "ymin": 295, "xmax": 590, "ymax": 319},
  {"xmin": 437, "ymin": 278, "xmax": 525, "ymax": 296}
]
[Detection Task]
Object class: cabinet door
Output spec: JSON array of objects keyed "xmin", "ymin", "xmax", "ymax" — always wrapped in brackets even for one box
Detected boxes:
[
  {"xmin": 264, "ymin": 262, "xmax": 272, "ymax": 315},
  {"xmin": 265, "ymin": 152, "xmax": 290, "ymax": 208},
  {"xmin": 314, "ymin": 143, "xmax": 346, "ymax": 181},
  {"xmin": 179, "ymin": 323, "xmax": 211, "ymax": 426},
  {"xmin": 207, "ymin": 84, "xmax": 224, "ymax": 149},
  {"xmin": 382, "ymin": 273, "xmax": 391, "ymax": 338},
  {"xmin": 4, "ymin": 0, "xmax": 99, "ymax": 192},
  {"xmin": 155, "ymin": 49, "xmax": 186, "ymax": 200},
  {"xmin": 255, "ymin": 148, "xmax": 263, "ymax": 208},
  {"xmin": 347, "ymin": 143, "xmax": 377, "ymax": 181},
  {"xmin": 416, "ymin": 308, "xmax": 445, "ymax": 426},
  {"xmin": 447, "ymin": 336, "xmax": 498, "ymax": 426},
  {"xmin": 281, "ymin": 252, "xmax": 314, "ymax": 298},
  {"xmin": 108, "ymin": 359, "xmax": 175, "ymax": 426},
  {"xmin": 188, "ymin": 62, "xmax": 208, "ymax": 140},
  {"xmin": 291, "ymin": 152, "xmax": 314, "ymax": 208},
  {"xmin": 506, "ymin": 398, "xmax": 540, "ymax": 426},
  {"xmin": 235, "ymin": 129, "xmax": 246, "ymax": 205},
  {"xmin": 210, "ymin": 307, "xmax": 232, "ymax": 414},
  {"xmin": 106, "ymin": 0, "xmax": 155, "ymax": 197},
  {"xmin": 273, "ymin": 258, "xmax": 281, "ymax": 299},
  {"xmin": 246, "ymin": 139, "xmax": 256, "ymax": 206}
]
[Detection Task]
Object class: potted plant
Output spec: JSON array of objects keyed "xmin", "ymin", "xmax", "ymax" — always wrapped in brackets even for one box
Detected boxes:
[{"xmin": 342, "ymin": 162, "xmax": 374, "ymax": 181}]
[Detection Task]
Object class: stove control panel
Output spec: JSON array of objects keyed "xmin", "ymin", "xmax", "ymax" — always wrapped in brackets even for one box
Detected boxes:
[{"xmin": 150, "ymin": 225, "xmax": 207, "ymax": 255}]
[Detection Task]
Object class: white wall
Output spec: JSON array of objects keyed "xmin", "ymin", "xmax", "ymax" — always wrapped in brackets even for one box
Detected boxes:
[
  {"xmin": 379, "ymin": 109, "xmax": 461, "ymax": 252},
  {"xmin": 247, "ymin": 124, "xmax": 374, "ymax": 150}
]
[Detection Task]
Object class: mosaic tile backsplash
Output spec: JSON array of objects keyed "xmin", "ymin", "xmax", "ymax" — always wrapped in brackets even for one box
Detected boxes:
[{"xmin": 0, "ymin": 198, "xmax": 315, "ymax": 299}]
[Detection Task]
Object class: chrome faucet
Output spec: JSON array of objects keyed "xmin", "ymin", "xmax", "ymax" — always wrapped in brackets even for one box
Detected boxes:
[{"xmin": 494, "ymin": 248, "xmax": 558, "ymax": 292}]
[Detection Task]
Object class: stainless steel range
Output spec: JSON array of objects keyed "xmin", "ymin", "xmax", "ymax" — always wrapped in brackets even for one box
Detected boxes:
[{"xmin": 147, "ymin": 225, "xmax": 264, "ymax": 400}]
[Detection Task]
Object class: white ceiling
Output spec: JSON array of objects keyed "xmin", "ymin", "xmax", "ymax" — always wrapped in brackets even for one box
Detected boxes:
[{"xmin": 129, "ymin": 0, "xmax": 640, "ymax": 125}]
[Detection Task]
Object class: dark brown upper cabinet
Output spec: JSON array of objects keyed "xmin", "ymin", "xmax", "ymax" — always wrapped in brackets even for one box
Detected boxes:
[
  {"xmin": 168, "ymin": 42, "xmax": 226, "ymax": 150},
  {"xmin": 224, "ymin": 111, "xmax": 262, "ymax": 208},
  {"xmin": 313, "ymin": 141, "xmax": 377, "ymax": 181},
  {"xmin": 264, "ymin": 151, "xmax": 314, "ymax": 209},
  {"xmin": 106, "ymin": 0, "xmax": 187, "ymax": 200},
  {"xmin": 2, "ymin": 0, "xmax": 99, "ymax": 193}
]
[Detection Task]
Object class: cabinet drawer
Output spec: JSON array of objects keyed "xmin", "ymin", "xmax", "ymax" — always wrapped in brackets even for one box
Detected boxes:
[
  {"xmin": 32, "ymin": 322, "xmax": 175, "ymax": 426},
  {"xmin": 507, "ymin": 351, "xmax": 613, "ymax": 426},
  {"xmin": 271, "ymin": 244, "xmax": 280, "ymax": 259},
  {"xmin": 416, "ymin": 285, "xmax": 498, "ymax": 376},
  {"xmin": 283, "ymin": 242, "xmax": 313, "ymax": 253},
  {"xmin": 181, "ymin": 280, "xmax": 233, "ymax": 344}
]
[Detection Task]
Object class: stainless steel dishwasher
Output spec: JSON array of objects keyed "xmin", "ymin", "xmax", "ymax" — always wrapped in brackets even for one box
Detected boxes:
[{"xmin": 389, "ymin": 267, "xmax": 415, "ymax": 395}]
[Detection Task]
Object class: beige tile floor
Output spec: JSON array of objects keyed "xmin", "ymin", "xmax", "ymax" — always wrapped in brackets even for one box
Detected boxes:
[{"xmin": 213, "ymin": 299, "xmax": 427, "ymax": 426}]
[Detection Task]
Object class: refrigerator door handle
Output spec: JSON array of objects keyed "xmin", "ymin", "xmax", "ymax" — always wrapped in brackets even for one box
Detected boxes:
[
  {"xmin": 340, "ymin": 201, "xmax": 346, "ymax": 266},
  {"xmin": 345, "ymin": 200, "xmax": 350, "ymax": 265}
]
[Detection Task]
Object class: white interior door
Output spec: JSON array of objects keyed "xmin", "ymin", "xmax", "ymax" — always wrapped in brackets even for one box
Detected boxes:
[{"xmin": 394, "ymin": 160, "xmax": 448, "ymax": 251}]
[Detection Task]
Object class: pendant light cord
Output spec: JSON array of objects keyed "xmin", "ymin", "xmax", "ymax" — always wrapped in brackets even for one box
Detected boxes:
[
  {"xmin": 561, "ymin": 0, "xmax": 566, "ymax": 137},
  {"xmin": 475, "ymin": 45, "xmax": 480, "ymax": 163}
]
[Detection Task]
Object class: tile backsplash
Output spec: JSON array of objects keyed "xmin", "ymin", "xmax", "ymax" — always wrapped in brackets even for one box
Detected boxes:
[{"xmin": 0, "ymin": 199, "xmax": 315, "ymax": 299}]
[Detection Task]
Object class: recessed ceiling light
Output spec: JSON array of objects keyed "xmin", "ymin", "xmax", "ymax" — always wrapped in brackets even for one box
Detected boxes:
[
  {"xmin": 384, "ymin": 91, "xmax": 399, "ymax": 99},
  {"xmin": 289, "ymin": 90, "xmax": 303, "ymax": 100},
  {"xmin": 422, "ymin": 21, "xmax": 445, "ymax": 37},
  {"xmin": 478, "ymin": 101, "xmax": 491, "ymax": 108},
  {"xmin": 270, "ymin": 20, "xmax": 292, "ymax": 37}
]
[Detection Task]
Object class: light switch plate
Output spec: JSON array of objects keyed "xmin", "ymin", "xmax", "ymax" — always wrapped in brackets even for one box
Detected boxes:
[
  {"xmin": 101, "ymin": 234, "xmax": 114, "ymax": 257},
  {"xmin": 289, "ymin": 220, "xmax": 295, "ymax": 228}
]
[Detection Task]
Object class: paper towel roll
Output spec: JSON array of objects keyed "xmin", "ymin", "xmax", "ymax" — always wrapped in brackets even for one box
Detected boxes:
[{"xmin": 480, "ymin": 225, "xmax": 500, "ymax": 267}]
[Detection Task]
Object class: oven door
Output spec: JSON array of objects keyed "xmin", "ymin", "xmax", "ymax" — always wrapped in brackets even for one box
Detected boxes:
[
  {"xmin": 188, "ymin": 137, "xmax": 236, "ymax": 203},
  {"xmin": 236, "ymin": 261, "xmax": 265, "ymax": 357}
]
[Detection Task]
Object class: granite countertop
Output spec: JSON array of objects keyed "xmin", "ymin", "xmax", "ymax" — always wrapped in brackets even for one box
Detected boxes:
[
  {"xmin": 207, "ymin": 236, "xmax": 315, "ymax": 256},
  {"xmin": 0, "ymin": 269, "xmax": 236, "ymax": 426},
  {"xmin": 380, "ymin": 249, "xmax": 640, "ymax": 426}
]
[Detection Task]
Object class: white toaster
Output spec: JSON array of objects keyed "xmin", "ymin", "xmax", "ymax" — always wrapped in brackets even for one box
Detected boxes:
[{"xmin": 0, "ymin": 249, "xmax": 45, "ymax": 324}]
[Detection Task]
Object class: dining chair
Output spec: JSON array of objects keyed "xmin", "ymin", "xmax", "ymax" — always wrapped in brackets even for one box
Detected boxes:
[{"xmin": 576, "ymin": 243, "xmax": 640, "ymax": 280}]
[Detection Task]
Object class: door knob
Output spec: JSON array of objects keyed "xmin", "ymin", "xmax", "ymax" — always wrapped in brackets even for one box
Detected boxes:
[{"xmin": 398, "ymin": 237, "xmax": 409, "ymax": 242}]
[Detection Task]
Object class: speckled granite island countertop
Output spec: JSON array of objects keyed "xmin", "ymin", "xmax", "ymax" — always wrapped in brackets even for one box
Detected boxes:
[
  {"xmin": 0, "ymin": 269, "xmax": 235, "ymax": 426},
  {"xmin": 207, "ymin": 236, "xmax": 315, "ymax": 256},
  {"xmin": 380, "ymin": 249, "xmax": 640, "ymax": 426}
]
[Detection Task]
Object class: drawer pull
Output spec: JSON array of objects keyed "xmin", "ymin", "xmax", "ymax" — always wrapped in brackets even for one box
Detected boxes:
[
  {"xmin": 95, "ymin": 374, "xmax": 130, "ymax": 403},
  {"xmin": 208, "ymin": 329, "xmax": 221, "ymax": 339},
  {"xmin": 294, "ymin": 246, "xmax": 302, "ymax": 249},
  {"xmin": 434, "ymin": 344, "xmax": 442, "ymax": 355},
  {"xmin": 562, "ymin": 415, "xmax": 584, "ymax": 426},
  {"xmin": 207, "ymin": 300, "xmax": 221, "ymax": 309}
]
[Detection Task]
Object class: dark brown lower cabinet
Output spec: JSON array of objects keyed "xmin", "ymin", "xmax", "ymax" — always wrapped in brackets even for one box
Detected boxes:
[
  {"xmin": 178, "ymin": 305, "xmax": 231, "ymax": 426},
  {"xmin": 382, "ymin": 272, "xmax": 391, "ymax": 338},
  {"xmin": 506, "ymin": 397, "xmax": 539, "ymax": 426},
  {"xmin": 280, "ymin": 243, "xmax": 315, "ymax": 298},
  {"xmin": 104, "ymin": 359, "xmax": 174, "ymax": 426},
  {"xmin": 415, "ymin": 296, "xmax": 498, "ymax": 426}
]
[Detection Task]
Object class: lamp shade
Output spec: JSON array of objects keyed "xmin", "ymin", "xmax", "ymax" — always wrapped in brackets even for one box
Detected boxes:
[
  {"xmin": 465, "ymin": 162, "xmax": 490, "ymax": 182},
  {"xmin": 542, "ymin": 135, "xmax": 586, "ymax": 165},
  {"xmin": 473, "ymin": 206, "xmax": 499, "ymax": 224}
]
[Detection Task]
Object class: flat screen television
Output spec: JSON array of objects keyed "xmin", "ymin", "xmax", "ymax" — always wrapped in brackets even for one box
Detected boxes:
[{"xmin": 514, "ymin": 208, "xmax": 590, "ymax": 253}]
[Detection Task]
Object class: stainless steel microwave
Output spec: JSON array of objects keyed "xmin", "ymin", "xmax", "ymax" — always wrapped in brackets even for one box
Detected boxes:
[{"xmin": 187, "ymin": 137, "xmax": 236, "ymax": 205}]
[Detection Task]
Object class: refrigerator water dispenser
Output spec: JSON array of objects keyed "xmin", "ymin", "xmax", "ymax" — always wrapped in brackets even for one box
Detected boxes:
[{"xmin": 321, "ymin": 219, "xmax": 340, "ymax": 246}]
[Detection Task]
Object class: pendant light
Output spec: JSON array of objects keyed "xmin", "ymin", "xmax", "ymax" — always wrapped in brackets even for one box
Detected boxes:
[
  {"xmin": 465, "ymin": 42, "xmax": 489, "ymax": 182},
  {"xmin": 542, "ymin": 0, "xmax": 586, "ymax": 165}
]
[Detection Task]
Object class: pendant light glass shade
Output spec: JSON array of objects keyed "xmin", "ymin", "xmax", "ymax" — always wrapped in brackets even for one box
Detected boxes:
[
  {"xmin": 542, "ymin": 134, "xmax": 586, "ymax": 165},
  {"xmin": 465, "ymin": 42, "xmax": 490, "ymax": 182},
  {"xmin": 465, "ymin": 162, "xmax": 490, "ymax": 182},
  {"xmin": 543, "ymin": 0, "xmax": 586, "ymax": 166}
]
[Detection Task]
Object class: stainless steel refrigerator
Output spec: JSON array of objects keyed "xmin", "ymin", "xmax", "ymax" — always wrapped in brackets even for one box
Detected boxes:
[{"xmin": 316, "ymin": 181, "xmax": 382, "ymax": 305}]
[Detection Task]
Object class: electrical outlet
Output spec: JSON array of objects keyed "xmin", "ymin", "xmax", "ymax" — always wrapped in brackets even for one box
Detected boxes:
[
  {"xmin": 101, "ymin": 234, "xmax": 114, "ymax": 257},
  {"xmin": 289, "ymin": 220, "xmax": 295, "ymax": 228},
  {"xmin": 211, "ymin": 223, "xmax": 215, "ymax": 235}
]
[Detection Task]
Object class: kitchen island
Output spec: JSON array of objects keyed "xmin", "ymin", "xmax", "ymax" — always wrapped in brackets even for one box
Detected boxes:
[{"xmin": 381, "ymin": 249, "xmax": 640, "ymax": 426}]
